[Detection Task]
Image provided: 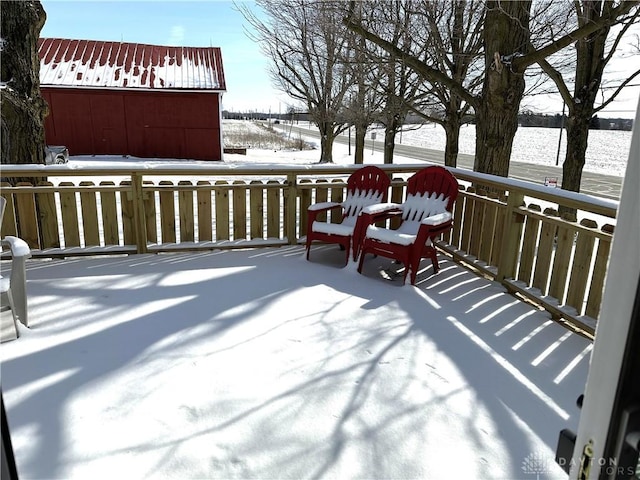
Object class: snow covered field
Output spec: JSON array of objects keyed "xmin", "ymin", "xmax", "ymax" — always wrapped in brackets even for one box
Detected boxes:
[
  {"xmin": 392, "ymin": 124, "xmax": 631, "ymax": 177},
  {"xmin": 274, "ymin": 120, "xmax": 631, "ymax": 177}
]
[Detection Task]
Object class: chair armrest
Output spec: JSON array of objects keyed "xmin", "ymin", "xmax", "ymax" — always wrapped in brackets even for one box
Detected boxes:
[
  {"xmin": 308, "ymin": 202, "xmax": 342, "ymax": 212},
  {"xmin": 1, "ymin": 236, "xmax": 31, "ymax": 259},
  {"xmin": 361, "ymin": 202, "xmax": 401, "ymax": 216},
  {"xmin": 359, "ymin": 203, "xmax": 403, "ymax": 228},
  {"xmin": 420, "ymin": 212, "xmax": 452, "ymax": 226},
  {"xmin": 416, "ymin": 212, "xmax": 453, "ymax": 248},
  {"xmin": 307, "ymin": 202, "xmax": 345, "ymax": 228}
]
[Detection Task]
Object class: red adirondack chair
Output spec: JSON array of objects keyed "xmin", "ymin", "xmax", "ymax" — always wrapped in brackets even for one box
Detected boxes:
[
  {"xmin": 305, "ymin": 165, "xmax": 391, "ymax": 264},
  {"xmin": 357, "ymin": 166, "xmax": 459, "ymax": 285}
]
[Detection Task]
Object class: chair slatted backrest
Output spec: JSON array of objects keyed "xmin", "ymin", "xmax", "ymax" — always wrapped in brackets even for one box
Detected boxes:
[
  {"xmin": 398, "ymin": 166, "xmax": 459, "ymax": 233},
  {"xmin": 341, "ymin": 166, "xmax": 391, "ymax": 225}
]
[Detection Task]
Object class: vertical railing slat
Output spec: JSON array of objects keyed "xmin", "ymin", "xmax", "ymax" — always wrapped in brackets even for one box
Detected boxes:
[
  {"xmin": 215, "ymin": 181, "xmax": 230, "ymax": 241},
  {"xmin": 143, "ymin": 181, "xmax": 157, "ymax": 244},
  {"xmin": 490, "ymin": 195, "xmax": 507, "ymax": 267},
  {"xmin": 79, "ymin": 181, "xmax": 100, "ymax": 246},
  {"xmin": 468, "ymin": 189, "xmax": 485, "ymax": 258},
  {"xmin": 389, "ymin": 178, "xmax": 404, "ymax": 230},
  {"xmin": 548, "ymin": 221, "xmax": 575, "ymax": 304},
  {"xmin": 36, "ymin": 181, "xmax": 60, "ymax": 248},
  {"xmin": 178, "ymin": 180, "xmax": 195, "ymax": 243},
  {"xmin": 131, "ymin": 173, "xmax": 148, "ymax": 253},
  {"xmin": 517, "ymin": 204, "xmax": 542, "ymax": 285},
  {"xmin": 232, "ymin": 180, "xmax": 247, "ymax": 241},
  {"xmin": 314, "ymin": 179, "xmax": 329, "ymax": 222},
  {"xmin": 197, "ymin": 181, "xmax": 213, "ymax": 242},
  {"xmin": 59, "ymin": 182, "xmax": 81, "ymax": 248},
  {"xmin": 266, "ymin": 180, "xmax": 281, "ymax": 239},
  {"xmin": 460, "ymin": 186, "xmax": 476, "ymax": 252},
  {"xmin": 496, "ymin": 191, "xmax": 525, "ymax": 281},
  {"xmin": 159, "ymin": 181, "xmax": 176, "ymax": 243},
  {"xmin": 299, "ymin": 179, "xmax": 312, "ymax": 231},
  {"xmin": 119, "ymin": 181, "xmax": 135, "ymax": 246},
  {"xmin": 585, "ymin": 224, "xmax": 614, "ymax": 318},
  {"xmin": 15, "ymin": 182, "xmax": 40, "ymax": 249},
  {"xmin": 330, "ymin": 179, "xmax": 345, "ymax": 225},
  {"xmin": 99, "ymin": 181, "xmax": 120, "ymax": 246},
  {"xmin": 531, "ymin": 208, "xmax": 559, "ymax": 295},
  {"xmin": 285, "ymin": 173, "xmax": 297, "ymax": 244},
  {"xmin": 249, "ymin": 180, "xmax": 264, "ymax": 240},
  {"xmin": 566, "ymin": 219, "xmax": 598, "ymax": 314},
  {"xmin": 478, "ymin": 191, "xmax": 496, "ymax": 263},
  {"xmin": 0, "ymin": 183, "xmax": 17, "ymax": 237},
  {"xmin": 450, "ymin": 186, "xmax": 465, "ymax": 248}
]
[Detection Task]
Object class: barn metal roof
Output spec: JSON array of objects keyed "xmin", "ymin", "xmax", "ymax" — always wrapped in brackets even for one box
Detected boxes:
[{"xmin": 38, "ymin": 38, "xmax": 226, "ymax": 91}]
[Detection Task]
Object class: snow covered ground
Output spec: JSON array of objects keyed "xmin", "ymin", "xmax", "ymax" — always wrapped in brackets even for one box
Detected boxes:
[
  {"xmin": 2, "ymin": 246, "xmax": 591, "ymax": 480},
  {"xmin": 1, "ymin": 128, "xmax": 594, "ymax": 479}
]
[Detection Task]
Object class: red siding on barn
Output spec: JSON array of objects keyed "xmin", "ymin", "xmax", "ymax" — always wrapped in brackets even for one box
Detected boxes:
[
  {"xmin": 39, "ymin": 38, "xmax": 225, "ymax": 161},
  {"xmin": 42, "ymin": 88, "xmax": 222, "ymax": 160}
]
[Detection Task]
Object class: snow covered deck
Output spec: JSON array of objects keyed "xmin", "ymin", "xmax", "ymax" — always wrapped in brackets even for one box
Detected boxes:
[{"xmin": 1, "ymin": 245, "xmax": 591, "ymax": 479}]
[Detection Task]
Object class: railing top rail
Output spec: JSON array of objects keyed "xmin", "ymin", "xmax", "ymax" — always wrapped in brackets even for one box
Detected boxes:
[
  {"xmin": 0, "ymin": 163, "xmax": 426, "ymax": 177},
  {"xmin": 0, "ymin": 162, "xmax": 618, "ymax": 217},
  {"xmin": 448, "ymin": 166, "xmax": 619, "ymax": 218}
]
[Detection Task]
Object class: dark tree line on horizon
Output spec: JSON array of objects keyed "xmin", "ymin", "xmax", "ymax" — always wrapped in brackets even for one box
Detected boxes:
[{"xmin": 221, "ymin": 109, "xmax": 634, "ymax": 131}]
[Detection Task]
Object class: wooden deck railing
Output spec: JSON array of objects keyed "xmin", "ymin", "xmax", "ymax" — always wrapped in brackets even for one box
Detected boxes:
[{"xmin": 1, "ymin": 164, "xmax": 618, "ymax": 337}]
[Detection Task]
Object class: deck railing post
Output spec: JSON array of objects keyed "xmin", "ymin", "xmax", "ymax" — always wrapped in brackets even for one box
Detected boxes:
[
  {"xmin": 131, "ymin": 172, "xmax": 148, "ymax": 254},
  {"xmin": 285, "ymin": 173, "xmax": 298, "ymax": 245},
  {"xmin": 496, "ymin": 189, "xmax": 525, "ymax": 281}
]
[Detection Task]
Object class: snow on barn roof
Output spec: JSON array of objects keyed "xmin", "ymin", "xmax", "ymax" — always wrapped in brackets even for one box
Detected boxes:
[{"xmin": 38, "ymin": 38, "xmax": 226, "ymax": 91}]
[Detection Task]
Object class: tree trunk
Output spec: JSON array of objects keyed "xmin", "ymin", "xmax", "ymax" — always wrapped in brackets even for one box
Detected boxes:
[
  {"xmin": 443, "ymin": 115, "xmax": 461, "ymax": 167},
  {"xmin": 383, "ymin": 125, "xmax": 395, "ymax": 164},
  {"xmin": 474, "ymin": 1, "xmax": 531, "ymax": 177},
  {"xmin": 559, "ymin": 109, "xmax": 591, "ymax": 221},
  {"xmin": 318, "ymin": 122, "xmax": 335, "ymax": 163},
  {"xmin": 561, "ymin": 2, "xmax": 609, "ymax": 194},
  {"xmin": 1, "ymin": 0, "xmax": 48, "ymax": 170},
  {"xmin": 562, "ymin": 114, "xmax": 590, "ymax": 194},
  {"xmin": 354, "ymin": 122, "xmax": 366, "ymax": 164}
]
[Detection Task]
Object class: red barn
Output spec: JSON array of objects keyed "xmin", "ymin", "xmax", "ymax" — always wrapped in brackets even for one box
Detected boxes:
[{"xmin": 38, "ymin": 38, "xmax": 226, "ymax": 161}]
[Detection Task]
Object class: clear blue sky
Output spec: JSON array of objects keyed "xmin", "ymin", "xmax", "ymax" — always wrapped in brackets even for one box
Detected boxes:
[
  {"xmin": 40, "ymin": 0, "xmax": 639, "ymax": 119},
  {"xmin": 40, "ymin": 0, "xmax": 292, "ymax": 113}
]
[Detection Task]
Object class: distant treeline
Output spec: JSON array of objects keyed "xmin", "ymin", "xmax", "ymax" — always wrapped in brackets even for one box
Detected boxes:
[
  {"xmin": 516, "ymin": 112, "xmax": 633, "ymax": 131},
  {"xmin": 222, "ymin": 110, "xmax": 633, "ymax": 131}
]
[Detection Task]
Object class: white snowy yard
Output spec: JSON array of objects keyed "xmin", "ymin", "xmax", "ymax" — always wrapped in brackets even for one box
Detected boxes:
[{"xmin": 2, "ymin": 244, "xmax": 591, "ymax": 480}]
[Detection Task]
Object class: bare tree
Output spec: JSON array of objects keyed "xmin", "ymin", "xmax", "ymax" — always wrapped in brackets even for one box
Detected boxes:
[
  {"xmin": 1, "ymin": 0, "xmax": 48, "ymax": 168},
  {"xmin": 340, "ymin": 1, "xmax": 384, "ymax": 164},
  {"xmin": 241, "ymin": 0, "xmax": 355, "ymax": 163},
  {"xmin": 537, "ymin": 1, "xmax": 640, "ymax": 203},
  {"xmin": 406, "ymin": 0, "xmax": 484, "ymax": 167},
  {"xmin": 345, "ymin": 0, "xmax": 638, "ymax": 177},
  {"xmin": 373, "ymin": 1, "xmax": 426, "ymax": 164}
]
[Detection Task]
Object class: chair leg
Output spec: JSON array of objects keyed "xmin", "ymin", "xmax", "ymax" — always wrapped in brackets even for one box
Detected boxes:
[
  {"xmin": 305, "ymin": 237, "xmax": 312, "ymax": 260},
  {"xmin": 428, "ymin": 248, "xmax": 439, "ymax": 273},
  {"xmin": 357, "ymin": 250, "xmax": 366, "ymax": 274},
  {"xmin": 1, "ymin": 288, "xmax": 19, "ymax": 336}
]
